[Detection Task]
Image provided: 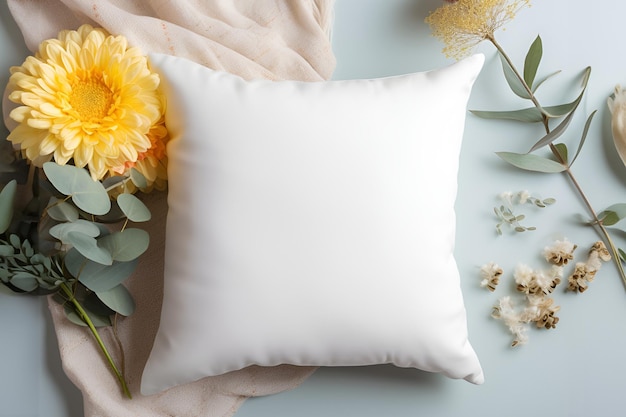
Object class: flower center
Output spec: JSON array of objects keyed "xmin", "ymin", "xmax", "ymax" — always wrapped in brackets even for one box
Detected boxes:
[{"xmin": 69, "ymin": 78, "xmax": 113, "ymax": 121}]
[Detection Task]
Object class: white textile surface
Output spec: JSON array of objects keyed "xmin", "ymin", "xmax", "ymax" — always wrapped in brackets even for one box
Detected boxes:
[{"xmin": 5, "ymin": 1, "xmax": 336, "ymax": 416}]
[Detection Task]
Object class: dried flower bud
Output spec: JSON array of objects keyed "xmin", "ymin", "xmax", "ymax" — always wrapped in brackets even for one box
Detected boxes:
[
  {"xmin": 607, "ymin": 85, "xmax": 626, "ymax": 168},
  {"xmin": 514, "ymin": 264, "xmax": 562, "ymax": 295},
  {"xmin": 590, "ymin": 241, "xmax": 611, "ymax": 263},
  {"xmin": 567, "ymin": 262, "xmax": 591, "ymax": 292},
  {"xmin": 514, "ymin": 264, "xmax": 534, "ymax": 294},
  {"xmin": 543, "ymin": 238, "xmax": 577, "ymax": 266},
  {"xmin": 536, "ymin": 266, "xmax": 562, "ymax": 294},
  {"xmin": 526, "ymin": 296, "xmax": 560, "ymax": 329},
  {"xmin": 492, "ymin": 296, "xmax": 528, "ymax": 347},
  {"xmin": 566, "ymin": 241, "xmax": 610, "ymax": 293},
  {"xmin": 480, "ymin": 262, "xmax": 503, "ymax": 291}
]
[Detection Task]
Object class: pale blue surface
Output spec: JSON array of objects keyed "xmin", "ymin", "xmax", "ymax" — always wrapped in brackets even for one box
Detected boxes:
[{"xmin": 3, "ymin": 0, "xmax": 626, "ymax": 416}]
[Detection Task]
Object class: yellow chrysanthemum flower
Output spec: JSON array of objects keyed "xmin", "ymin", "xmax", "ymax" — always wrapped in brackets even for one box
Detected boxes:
[
  {"xmin": 425, "ymin": 0, "xmax": 530, "ymax": 59},
  {"xmin": 7, "ymin": 24, "xmax": 166, "ymax": 180},
  {"xmin": 112, "ymin": 118, "xmax": 169, "ymax": 191}
]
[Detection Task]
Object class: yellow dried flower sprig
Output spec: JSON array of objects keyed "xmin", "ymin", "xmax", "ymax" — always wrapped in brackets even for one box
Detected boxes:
[{"xmin": 425, "ymin": 0, "xmax": 530, "ymax": 59}]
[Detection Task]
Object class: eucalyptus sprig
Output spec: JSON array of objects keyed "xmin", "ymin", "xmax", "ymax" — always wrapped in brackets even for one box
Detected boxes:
[
  {"xmin": 472, "ymin": 34, "xmax": 626, "ymax": 288},
  {"xmin": 0, "ymin": 161, "xmax": 152, "ymax": 399},
  {"xmin": 494, "ymin": 190, "xmax": 555, "ymax": 235},
  {"xmin": 426, "ymin": 0, "xmax": 626, "ymax": 289}
]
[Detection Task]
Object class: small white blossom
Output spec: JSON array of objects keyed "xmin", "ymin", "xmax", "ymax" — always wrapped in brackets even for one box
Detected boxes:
[
  {"xmin": 517, "ymin": 190, "xmax": 531, "ymax": 204},
  {"xmin": 492, "ymin": 296, "xmax": 528, "ymax": 347},
  {"xmin": 499, "ymin": 191, "xmax": 514, "ymax": 208}
]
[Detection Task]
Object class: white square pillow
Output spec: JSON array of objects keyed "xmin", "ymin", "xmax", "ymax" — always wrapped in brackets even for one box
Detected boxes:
[{"xmin": 141, "ymin": 52, "xmax": 485, "ymax": 395}]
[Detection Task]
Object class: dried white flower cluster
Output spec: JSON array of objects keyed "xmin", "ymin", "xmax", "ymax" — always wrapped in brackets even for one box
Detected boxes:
[
  {"xmin": 567, "ymin": 241, "xmax": 612, "ymax": 292},
  {"xmin": 543, "ymin": 239, "xmax": 576, "ymax": 266},
  {"xmin": 491, "ymin": 262, "xmax": 563, "ymax": 347},
  {"xmin": 484, "ymin": 239, "xmax": 610, "ymax": 347},
  {"xmin": 479, "ymin": 261, "xmax": 502, "ymax": 292}
]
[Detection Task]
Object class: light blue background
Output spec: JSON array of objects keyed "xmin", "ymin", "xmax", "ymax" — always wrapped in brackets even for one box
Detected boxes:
[{"xmin": 3, "ymin": 0, "xmax": 626, "ymax": 416}]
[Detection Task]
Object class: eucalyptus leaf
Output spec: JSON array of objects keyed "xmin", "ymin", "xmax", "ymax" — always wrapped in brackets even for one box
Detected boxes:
[
  {"xmin": 10, "ymin": 272, "xmax": 38, "ymax": 292},
  {"xmin": 130, "ymin": 168, "xmax": 148, "ymax": 189},
  {"xmin": 554, "ymin": 143, "xmax": 568, "ymax": 164},
  {"xmin": 576, "ymin": 66, "xmax": 592, "ymax": 95},
  {"xmin": 0, "ymin": 180, "xmax": 17, "ymax": 234},
  {"xmin": 117, "ymin": 194, "xmax": 151, "ymax": 222},
  {"xmin": 30, "ymin": 253, "xmax": 51, "ymax": 270},
  {"xmin": 471, "ymin": 108, "xmax": 543, "ymax": 123},
  {"xmin": 97, "ymin": 284, "xmax": 136, "ymax": 316},
  {"xmin": 21, "ymin": 239, "xmax": 33, "ymax": 257},
  {"xmin": 77, "ymin": 258, "xmax": 139, "ymax": 292},
  {"xmin": 471, "ymin": 101, "xmax": 583, "ymax": 123},
  {"xmin": 46, "ymin": 197, "xmax": 79, "ymax": 222},
  {"xmin": 528, "ymin": 106, "xmax": 577, "ymax": 153},
  {"xmin": 541, "ymin": 70, "xmax": 590, "ymax": 119},
  {"xmin": 0, "ymin": 245, "xmax": 14, "ymax": 256},
  {"xmin": 49, "ymin": 219, "xmax": 101, "ymax": 243},
  {"xmin": 63, "ymin": 247, "xmax": 86, "ymax": 278},
  {"xmin": 84, "ymin": 291, "xmax": 116, "ymax": 317},
  {"xmin": 499, "ymin": 52, "xmax": 531, "ymax": 99},
  {"xmin": 42, "ymin": 162, "xmax": 111, "ymax": 215},
  {"xmin": 98, "ymin": 229, "xmax": 149, "ymax": 262},
  {"xmin": 67, "ymin": 231, "xmax": 112, "ymax": 266},
  {"xmin": 569, "ymin": 110, "xmax": 597, "ymax": 168},
  {"xmin": 63, "ymin": 303, "xmax": 112, "ymax": 327},
  {"xmin": 540, "ymin": 99, "xmax": 581, "ymax": 119},
  {"xmin": 9, "ymin": 234, "xmax": 21, "ymax": 249},
  {"xmin": 532, "ymin": 70, "xmax": 562, "ymax": 93},
  {"xmin": 600, "ymin": 203, "xmax": 626, "ymax": 226},
  {"xmin": 496, "ymin": 152, "xmax": 566, "ymax": 173},
  {"xmin": 524, "ymin": 35, "xmax": 542, "ymax": 89}
]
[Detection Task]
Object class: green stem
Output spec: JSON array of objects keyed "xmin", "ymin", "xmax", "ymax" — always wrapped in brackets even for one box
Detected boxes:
[
  {"xmin": 487, "ymin": 35, "xmax": 626, "ymax": 289},
  {"xmin": 59, "ymin": 282, "xmax": 132, "ymax": 399}
]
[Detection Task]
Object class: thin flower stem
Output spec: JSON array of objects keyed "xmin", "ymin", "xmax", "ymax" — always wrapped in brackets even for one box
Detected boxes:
[
  {"xmin": 59, "ymin": 282, "xmax": 132, "ymax": 399},
  {"xmin": 487, "ymin": 35, "xmax": 626, "ymax": 289}
]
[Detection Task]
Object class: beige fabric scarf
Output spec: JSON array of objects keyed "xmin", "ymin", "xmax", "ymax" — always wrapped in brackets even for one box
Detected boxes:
[{"xmin": 5, "ymin": 1, "xmax": 336, "ymax": 415}]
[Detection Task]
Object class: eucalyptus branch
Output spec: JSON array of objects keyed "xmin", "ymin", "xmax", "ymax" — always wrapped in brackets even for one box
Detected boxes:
[
  {"xmin": 59, "ymin": 282, "xmax": 132, "ymax": 399},
  {"xmin": 486, "ymin": 36, "xmax": 626, "ymax": 288}
]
